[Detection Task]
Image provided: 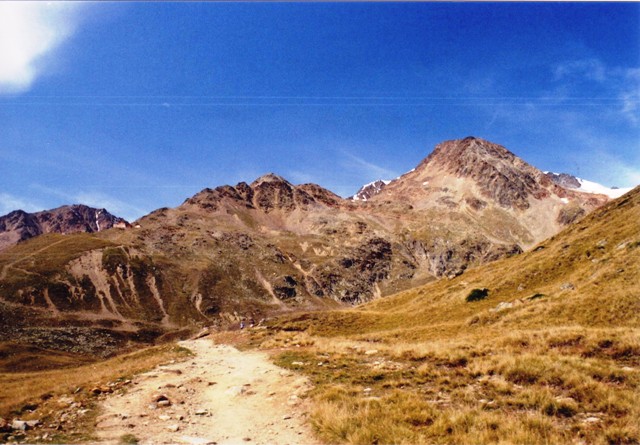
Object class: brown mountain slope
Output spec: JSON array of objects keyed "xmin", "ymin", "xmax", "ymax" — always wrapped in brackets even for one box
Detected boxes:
[
  {"xmin": 0, "ymin": 205, "xmax": 128, "ymax": 252},
  {"xmin": 357, "ymin": 184, "xmax": 639, "ymax": 335},
  {"xmin": 260, "ymin": 186, "xmax": 640, "ymax": 445},
  {"xmin": 266, "ymin": 185, "xmax": 640, "ymax": 338}
]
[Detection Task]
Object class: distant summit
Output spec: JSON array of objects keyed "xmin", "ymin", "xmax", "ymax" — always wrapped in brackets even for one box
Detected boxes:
[
  {"xmin": 352, "ymin": 136, "xmax": 609, "ymax": 249},
  {"xmin": 544, "ymin": 172, "xmax": 581, "ymax": 189},
  {"xmin": 355, "ymin": 136, "xmax": 615, "ymax": 213},
  {"xmin": 0, "ymin": 205, "xmax": 128, "ymax": 251},
  {"xmin": 545, "ymin": 172, "xmax": 633, "ymax": 199},
  {"xmin": 249, "ymin": 173, "xmax": 291, "ymax": 187},
  {"xmin": 351, "ymin": 180, "xmax": 390, "ymax": 201}
]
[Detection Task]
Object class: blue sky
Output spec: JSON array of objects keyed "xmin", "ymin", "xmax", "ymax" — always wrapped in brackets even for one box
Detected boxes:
[{"xmin": 1, "ymin": 2, "xmax": 639, "ymax": 221}]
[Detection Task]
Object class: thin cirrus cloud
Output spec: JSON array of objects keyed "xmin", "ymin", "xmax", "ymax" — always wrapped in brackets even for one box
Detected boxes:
[
  {"xmin": 620, "ymin": 68, "xmax": 640, "ymax": 125},
  {"xmin": 552, "ymin": 58, "xmax": 640, "ymax": 125},
  {"xmin": 0, "ymin": 2, "xmax": 83, "ymax": 93},
  {"xmin": 580, "ymin": 148, "xmax": 640, "ymax": 189},
  {"xmin": 553, "ymin": 58, "xmax": 607, "ymax": 83},
  {"xmin": 341, "ymin": 151, "xmax": 399, "ymax": 183}
]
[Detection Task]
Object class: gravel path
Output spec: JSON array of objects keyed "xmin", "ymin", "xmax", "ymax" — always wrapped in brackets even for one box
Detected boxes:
[{"xmin": 96, "ymin": 337, "xmax": 319, "ymax": 445}]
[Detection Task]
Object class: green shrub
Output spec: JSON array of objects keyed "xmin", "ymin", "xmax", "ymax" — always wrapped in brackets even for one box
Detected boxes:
[{"xmin": 466, "ymin": 288, "xmax": 489, "ymax": 302}]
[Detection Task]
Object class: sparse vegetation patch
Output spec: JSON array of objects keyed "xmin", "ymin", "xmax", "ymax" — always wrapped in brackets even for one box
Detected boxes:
[{"xmin": 254, "ymin": 326, "xmax": 640, "ymax": 445}]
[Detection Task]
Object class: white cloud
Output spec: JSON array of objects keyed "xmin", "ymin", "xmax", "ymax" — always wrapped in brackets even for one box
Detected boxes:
[
  {"xmin": 0, "ymin": 2, "xmax": 83, "ymax": 93},
  {"xmin": 551, "ymin": 58, "xmax": 640, "ymax": 126},
  {"xmin": 0, "ymin": 192, "xmax": 42, "ymax": 215},
  {"xmin": 556, "ymin": 127, "xmax": 640, "ymax": 189},
  {"xmin": 621, "ymin": 89, "xmax": 640, "ymax": 125},
  {"xmin": 553, "ymin": 58, "xmax": 607, "ymax": 83},
  {"xmin": 587, "ymin": 152, "xmax": 640, "ymax": 189}
]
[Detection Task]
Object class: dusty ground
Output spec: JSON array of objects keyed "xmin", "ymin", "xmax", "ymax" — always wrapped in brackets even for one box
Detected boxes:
[{"xmin": 96, "ymin": 337, "xmax": 319, "ymax": 445}]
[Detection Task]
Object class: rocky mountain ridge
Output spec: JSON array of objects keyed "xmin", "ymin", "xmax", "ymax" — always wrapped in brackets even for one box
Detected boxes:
[
  {"xmin": 0, "ymin": 205, "xmax": 128, "ymax": 252},
  {"xmin": 0, "ymin": 137, "xmax": 622, "ymax": 352},
  {"xmin": 545, "ymin": 172, "xmax": 582, "ymax": 190},
  {"xmin": 184, "ymin": 173, "xmax": 343, "ymax": 213}
]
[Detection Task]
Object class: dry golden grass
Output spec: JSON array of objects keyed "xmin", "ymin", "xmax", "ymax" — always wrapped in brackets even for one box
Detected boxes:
[
  {"xmin": 265, "ymin": 327, "xmax": 639, "ymax": 445},
  {"xmin": 255, "ymin": 189, "xmax": 640, "ymax": 444},
  {"xmin": 0, "ymin": 233, "xmax": 114, "ymax": 274},
  {"xmin": 0, "ymin": 343, "xmax": 192, "ymax": 419}
]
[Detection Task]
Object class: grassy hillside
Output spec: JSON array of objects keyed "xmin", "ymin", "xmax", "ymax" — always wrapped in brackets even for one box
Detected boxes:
[{"xmin": 248, "ymin": 187, "xmax": 640, "ymax": 444}]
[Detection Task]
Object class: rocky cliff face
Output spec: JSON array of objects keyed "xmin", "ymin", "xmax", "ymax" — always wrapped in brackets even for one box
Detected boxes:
[
  {"xmin": 0, "ymin": 205, "xmax": 128, "ymax": 252},
  {"xmin": 545, "ymin": 172, "xmax": 581, "ymax": 189},
  {"xmin": 0, "ymin": 210, "xmax": 41, "ymax": 248}
]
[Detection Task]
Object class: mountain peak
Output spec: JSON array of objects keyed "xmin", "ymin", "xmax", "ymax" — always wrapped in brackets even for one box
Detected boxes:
[
  {"xmin": 421, "ymin": 137, "xmax": 516, "ymax": 170},
  {"xmin": 366, "ymin": 137, "xmax": 608, "ymax": 216},
  {"xmin": 250, "ymin": 173, "xmax": 291, "ymax": 187},
  {"xmin": 411, "ymin": 137, "xmax": 544, "ymax": 210},
  {"xmin": 351, "ymin": 180, "xmax": 390, "ymax": 201}
]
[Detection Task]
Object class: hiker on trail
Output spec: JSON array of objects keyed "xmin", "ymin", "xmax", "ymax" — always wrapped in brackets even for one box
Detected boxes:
[
  {"xmin": 240, "ymin": 320, "xmax": 245, "ymax": 329},
  {"xmin": 249, "ymin": 318, "xmax": 255, "ymax": 328}
]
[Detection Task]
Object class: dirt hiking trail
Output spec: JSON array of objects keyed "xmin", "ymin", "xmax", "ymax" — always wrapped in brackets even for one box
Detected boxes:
[{"xmin": 96, "ymin": 337, "xmax": 320, "ymax": 445}]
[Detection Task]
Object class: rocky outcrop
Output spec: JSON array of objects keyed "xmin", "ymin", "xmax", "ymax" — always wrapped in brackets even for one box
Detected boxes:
[
  {"xmin": 545, "ymin": 172, "xmax": 581, "ymax": 189},
  {"xmin": 557, "ymin": 204, "xmax": 586, "ymax": 225},
  {"xmin": 312, "ymin": 238, "xmax": 393, "ymax": 304}
]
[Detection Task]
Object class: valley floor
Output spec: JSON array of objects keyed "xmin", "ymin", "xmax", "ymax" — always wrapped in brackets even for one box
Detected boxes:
[{"xmin": 96, "ymin": 337, "xmax": 319, "ymax": 445}]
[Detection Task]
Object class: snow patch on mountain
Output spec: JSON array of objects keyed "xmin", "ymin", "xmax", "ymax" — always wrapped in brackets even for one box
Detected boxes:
[{"xmin": 573, "ymin": 178, "xmax": 632, "ymax": 199}]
